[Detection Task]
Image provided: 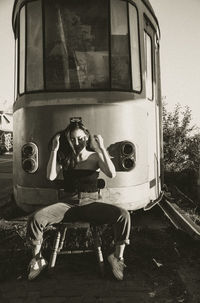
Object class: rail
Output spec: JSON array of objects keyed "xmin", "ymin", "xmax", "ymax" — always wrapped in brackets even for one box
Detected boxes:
[{"xmin": 158, "ymin": 190, "xmax": 200, "ymax": 240}]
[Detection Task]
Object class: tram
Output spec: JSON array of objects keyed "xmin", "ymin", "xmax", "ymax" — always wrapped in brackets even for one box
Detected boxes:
[{"xmin": 12, "ymin": 0, "xmax": 163, "ymax": 213}]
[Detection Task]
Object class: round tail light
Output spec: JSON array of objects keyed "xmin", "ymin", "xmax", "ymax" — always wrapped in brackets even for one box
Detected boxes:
[
  {"xmin": 21, "ymin": 142, "xmax": 38, "ymax": 173},
  {"xmin": 122, "ymin": 157, "xmax": 135, "ymax": 171},
  {"xmin": 22, "ymin": 145, "xmax": 34, "ymax": 157},
  {"xmin": 22, "ymin": 158, "xmax": 37, "ymax": 173},
  {"xmin": 120, "ymin": 141, "xmax": 136, "ymax": 171},
  {"xmin": 121, "ymin": 142, "xmax": 134, "ymax": 156}
]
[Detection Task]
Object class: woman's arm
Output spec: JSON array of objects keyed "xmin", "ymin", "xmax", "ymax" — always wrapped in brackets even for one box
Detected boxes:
[
  {"xmin": 93, "ymin": 135, "xmax": 116, "ymax": 178},
  {"xmin": 46, "ymin": 134, "xmax": 62, "ymax": 181}
]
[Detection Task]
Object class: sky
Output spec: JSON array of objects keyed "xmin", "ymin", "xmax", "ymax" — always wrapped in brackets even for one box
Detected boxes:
[
  {"xmin": 0, "ymin": 0, "xmax": 200, "ymax": 126},
  {"xmin": 151, "ymin": 0, "xmax": 200, "ymax": 127}
]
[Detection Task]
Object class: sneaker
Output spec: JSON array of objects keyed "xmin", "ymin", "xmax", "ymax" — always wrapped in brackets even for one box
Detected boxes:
[
  {"xmin": 28, "ymin": 257, "xmax": 48, "ymax": 281},
  {"xmin": 107, "ymin": 253, "xmax": 126, "ymax": 281}
]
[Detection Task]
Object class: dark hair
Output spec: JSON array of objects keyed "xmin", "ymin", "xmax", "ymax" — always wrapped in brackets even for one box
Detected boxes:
[{"xmin": 49, "ymin": 121, "xmax": 94, "ymax": 169}]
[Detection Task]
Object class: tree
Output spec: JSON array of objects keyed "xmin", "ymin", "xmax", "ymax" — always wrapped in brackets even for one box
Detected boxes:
[{"xmin": 163, "ymin": 103, "xmax": 200, "ymax": 178}]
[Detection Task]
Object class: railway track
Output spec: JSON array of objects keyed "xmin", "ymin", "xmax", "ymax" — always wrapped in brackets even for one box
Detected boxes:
[{"xmin": 158, "ymin": 188, "xmax": 200, "ymax": 240}]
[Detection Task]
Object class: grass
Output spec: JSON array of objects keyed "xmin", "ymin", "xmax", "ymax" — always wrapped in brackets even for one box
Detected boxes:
[{"xmin": 165, "ymin": 183, "xmax": 200, "ymax": 227}]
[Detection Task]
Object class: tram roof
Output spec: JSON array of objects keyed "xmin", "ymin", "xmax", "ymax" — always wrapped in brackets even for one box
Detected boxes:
[{"xmin": 12, "ymin": 0, "xmax": 159, "ymax": 36}]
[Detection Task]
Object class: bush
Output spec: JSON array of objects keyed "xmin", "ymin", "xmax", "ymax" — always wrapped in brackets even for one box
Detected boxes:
[{"xmin": 163, "ymin": 103, "xmax": 200, "ymax": 187}]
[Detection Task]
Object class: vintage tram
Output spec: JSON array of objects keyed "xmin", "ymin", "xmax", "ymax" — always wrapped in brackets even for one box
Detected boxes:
[{"xmin": 12, "ymin": 0, "xmax": 163, "ymax": 213}]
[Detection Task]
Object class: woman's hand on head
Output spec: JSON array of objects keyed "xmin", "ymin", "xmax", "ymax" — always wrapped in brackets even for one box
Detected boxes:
[
  {"xmin": 52, "ymin": 134, "xmax": 60, "ymax": 151},
  {"xmin": 93, "ymin": 135, "xmax": 105, "ymax": 151},
  {"xmin": 93, "ymin": 134, "xmax": 116, "ymax": 178}
]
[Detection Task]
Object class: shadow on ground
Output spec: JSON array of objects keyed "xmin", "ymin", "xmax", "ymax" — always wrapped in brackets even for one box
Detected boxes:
[{"xmin": 0, "ymin": 209, "xmax": 200, "ymax": 302}]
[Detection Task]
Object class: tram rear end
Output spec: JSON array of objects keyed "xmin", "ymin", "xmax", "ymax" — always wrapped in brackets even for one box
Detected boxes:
[{"xmin": 12, "ymin": 0, "xmax": 163, "ymax": 212}]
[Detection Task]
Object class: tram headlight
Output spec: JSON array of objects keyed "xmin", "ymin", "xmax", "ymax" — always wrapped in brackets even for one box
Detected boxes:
[
  {"xmin": 22, "ymin": 158, "xmax": 36, "ymax": 172},
  {"xmin": 121, "ymin": 141, "xmax": 135, "ymax": 156},
  {"xmin": 120, "ymin": 141, "xmax": 135, "ymax": 171},
  {"xmin": 22, "ymin": 142, "xmax": 38, "ymax": 173},
  {"xmin": 22, "ymin": 145, "xmax": 34, "ymax": 157},
  {"xmin": 122, "ymin": 157, "xmax": 135, "ymax": 170}
]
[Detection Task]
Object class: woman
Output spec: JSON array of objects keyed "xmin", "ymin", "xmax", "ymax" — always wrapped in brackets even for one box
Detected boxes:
[{"xmin": 27, "ymin": 121, "xmax": 131, "ymax": 281}]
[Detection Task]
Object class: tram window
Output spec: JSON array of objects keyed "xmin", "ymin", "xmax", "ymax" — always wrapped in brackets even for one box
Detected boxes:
[
  {"xmin": 14, "ymin": 38, "xmax": 18, "ymax": 100},
  {"xmin": 19, "ymin": 6, "xmax": 25, "ymax": 94},
  {"xmin": 27, "ymin": 0, "xmax": 44, "ymax": 91},
  {"xmin": 129, "ymin": 4, "xmax": 141, "ymax": 92},
  {"xmin": 44, "ymin": 0, "xmax": 109, "ymax": 90},
  {"xmin": 144, "ymin": 31, "xmax": 153, "ymax": 100},
  {"xmin": 111, "ymin": 0, "xmax": 131, "ymax": 90}
]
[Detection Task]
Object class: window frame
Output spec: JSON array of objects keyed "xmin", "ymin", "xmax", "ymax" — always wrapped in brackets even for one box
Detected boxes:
[
  {"xmin": 17, "ymin": 0, "xmax": 142, "ymax": 96},
  {"xmin": 110, "ymin": 0, "xmax": 131, "ymax": 90},
  {"xmin": 143, "ymin": 15, "xmax": 156, "ymax": 101},
  {"xmin": 14, "ymin": 38, "xmax": 18, "ymax": 101},
  {"xmin": 128, "ymin": 1, "xmax": 142, "ymax": 93},
  {"xmin": 18, "ymin": 4, "xmax": 26, "ymax": 95},
  {"xmin": 144, "ymin": 29, "xmax": 153, "ymax": 100}
]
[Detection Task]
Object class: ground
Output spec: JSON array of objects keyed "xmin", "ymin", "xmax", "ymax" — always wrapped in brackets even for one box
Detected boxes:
[
  {"xmin": 0, "ymin": 153, "xmax": 200, "ymax": 303},
  {"xmin": 0, "ymin": 209, "xmax": 200, "ymax": 302}
]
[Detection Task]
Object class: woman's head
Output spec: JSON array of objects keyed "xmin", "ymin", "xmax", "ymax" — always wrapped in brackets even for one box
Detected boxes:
[
  {"xmin": 50, "ymin": 121, "xmax": 93, "ymax": 168},
  {"xmin": 63, "ymin": 121, "xmax": 91, "ymax": 155}
]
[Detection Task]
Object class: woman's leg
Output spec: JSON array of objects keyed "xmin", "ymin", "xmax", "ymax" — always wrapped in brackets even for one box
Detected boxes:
[
  {"xmin": 74, "ymin": 202, "xmax": 130, "ymax": 280},
  {"xmin": 28, "ymin": 202, "xmax": 130, "ymax": 253},
  {"xmin": 26, "ymin": 202, "xmax": 72, "ymax": 280},
  {"xmin": 114, "ymin": 244, "xmax": 126, "ymax": 260},
  {"xmin": 64, "ymin": 202, "xmax": 131, "ymax": 251},
  {"xmin": 27, "ymin": 203, "xmax": 72, "ymax": 254},
  {"xmin": 63, "ymin": 202, "xmax": 131, "ymax": 280}
]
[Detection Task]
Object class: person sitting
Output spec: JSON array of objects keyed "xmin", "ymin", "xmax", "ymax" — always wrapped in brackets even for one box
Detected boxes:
[{"xmin": 26, "ymin": 120, "xmax": 131, "ymax": 281}]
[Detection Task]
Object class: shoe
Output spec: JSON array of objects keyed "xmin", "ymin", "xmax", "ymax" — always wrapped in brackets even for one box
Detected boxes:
[
  {"xmin": 28, "ymin": 257, "xmax": 48, "ymax": 280},
  {"xmin": 107, "ymin": 253, "xmax": 126, "ymax": 281}
]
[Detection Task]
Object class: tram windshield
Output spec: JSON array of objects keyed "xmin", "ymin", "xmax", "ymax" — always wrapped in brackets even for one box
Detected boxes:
[
  {"xmin": 45, "ymin": 0, "xmax": 109, "ymax": 90},
  {"xmin": 19, "ymin": 0, "xmax": 141, "ymax": 93}
]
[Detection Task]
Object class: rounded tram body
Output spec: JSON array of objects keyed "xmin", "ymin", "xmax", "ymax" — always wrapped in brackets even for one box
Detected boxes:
[{"xmin": 12, "ymin": 0, "xmax": 163, "ymax": 213}]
